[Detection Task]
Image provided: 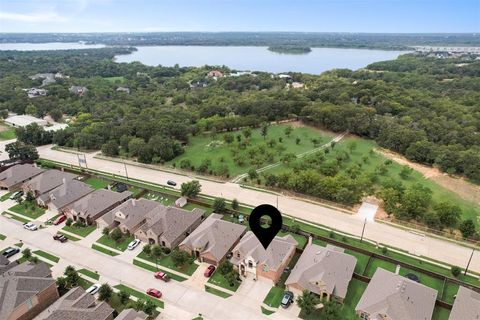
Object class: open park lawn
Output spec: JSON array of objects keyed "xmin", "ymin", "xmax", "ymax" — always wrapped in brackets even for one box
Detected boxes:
[
  {"xmin": 10, "ymin": 202, "xmax": 45, "ymax": 219},
  {"xmin": 167, "ymin": 123, "xmax": 335, "ymax": 177}
]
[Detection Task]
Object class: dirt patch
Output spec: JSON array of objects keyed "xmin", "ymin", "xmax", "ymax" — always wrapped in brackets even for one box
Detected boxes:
[{"xmin": 376, "ymin": 148, "xmax": 480, "ymax": 205}]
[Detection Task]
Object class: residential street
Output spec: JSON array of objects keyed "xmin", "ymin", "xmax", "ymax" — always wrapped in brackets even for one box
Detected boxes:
[{"xmin": 34, "ymin": 144, "xmax": 480, "ymax": 273}]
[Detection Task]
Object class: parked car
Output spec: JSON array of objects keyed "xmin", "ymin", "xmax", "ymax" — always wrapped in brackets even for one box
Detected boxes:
[
  {"xmin": 9, "ymin": 191, "xmax": 23, "ymax": 200},
  {"xmin": 146, "ymin": 288, "xmax": 162, "ymax": 298},
  {"xmin": 53, "ymin": 234, "xmax": 68, "ymax": 242},
  {"xmin": 23, "ymin": 222, "xmax": 38, "ymax": 231},
  {"xmin": 86, "ymin": 284, "xmax": 101, "ymax": 295},
  {"xmin": 53, "ymin": 215, "xmax": 66, "ymax": 225},
  {"xmin": 154, "ymin": 271, "xmax": 170, "ymax": 282},
  {"xmin": 280, "ymin": 291, "xmax": 294, "ymax": 308},
  {"xmin": 167, "ymin": 180, "xmax": 177, "ymax": 186},
  {"xmin": 204, "ymin": 265, "xmax": 216, "ymax": 277},
  {"xmin": 2, "ymin": 247, "xmax": 20, "ymax": 258},
  {"xmin": 127, "ymin": 239, "xmax": 141, "ymax": 250}
]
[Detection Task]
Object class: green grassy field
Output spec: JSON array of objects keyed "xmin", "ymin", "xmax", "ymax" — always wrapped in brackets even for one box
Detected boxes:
[
  {"xmin": 2, "ymin": 211, "xmax": 30, "ymax": 223},
  {"xmin": 132, "ymin": 259, "xmax": 188, "ymax": 282},
  {"xmin": 0, "ymin": 192, "xmax": 12, "ymax": 202},
  {"xmin": 0, "ymin": 233, "xmax": 5, "ymax": 240},
  {"xmin": 204, "ymin": 285, "xmax": 232, "ymax": 298},
  {"xmin": 33, "ymin": 250, "xmax": 60, "ymax": 263},
  {"xmin": 0, "ymin": 124, "xmax": 16, "ymax": 141},
  {"xmin": 78, "ymin": 268, "xmax": 100, "ymax": 280},
  {"xmin": 345, "ymin": 249, "xmax": 370, "ymax": 275},
  {"xmin": 104, "ymin": 76, "xmax": 126, "ymax": 83},
  {"xmin": 433, "ymin": 306, "xmax": 451, "ymax": 320},
  {"xmin": 263, "ymin": 286, "xmax": 284, "ymax": 308},
  {"xmin": 137, "ymin": 251, "xmax": 199, "ymax": 276},
  {"xmin": 114, "ymin": 284, "xmax": 164, "ymax": 309},
  {"xmin": 10, "ymin": 203, "xmax": 45, "ymax": 219},
  {"xmin": 91, "ymin": 244, "xmax": 119, "ymax": 256},
  {"xmin": 364, "ymin": 258, "xmax": 397, "ymax": 278},
  {"xmin": 168, "ymin": 123, "xmax": 335, "ymax": 177},
  {"xmin": 62, "ymin": 224, "xmax": 96, "ymax": 237},
  {"xmin": 97, "ymin": 234, "xmax": 134, "ymax": 251},
  {"xmin": 207, "ymin": 271, "xmax": 241, "ymax": 291},
  {"xmin": 84, "ymin": 177, "xmax": 110, "ymax": 189}
]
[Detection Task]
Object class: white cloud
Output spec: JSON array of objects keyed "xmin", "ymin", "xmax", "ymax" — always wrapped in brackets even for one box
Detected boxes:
[{"xmin": 0, "ymin": 11, "xmax": 68, "ymax": 23}]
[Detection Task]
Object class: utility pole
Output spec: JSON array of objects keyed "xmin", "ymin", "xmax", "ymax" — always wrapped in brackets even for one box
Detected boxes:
[
  {"xmin": 276, "ymin": 195, "xmax": 279, "ymax": 209},
  {"xmin": 464, "ymin": 248, "xmax": 475, "ymax": 276},
  {"xmin": 123, "ymin": 161, "xmax": 129, "ymax": 180},
  {"xmin": 360, "ymin": 218, "xmax": 367, "ymax": 242}
]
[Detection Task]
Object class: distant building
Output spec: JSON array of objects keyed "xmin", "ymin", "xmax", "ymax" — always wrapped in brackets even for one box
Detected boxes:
[
  {"xmin": 0, "ymin": 262, "xmax": 59, "ymax": 320},
  {"xmin": 29, "ymin": 73, "xmax": 56, "ymax": 86},
  {"xmin": 36, "ymin": 286, "xmax": 114, "ymax": 320},
  {"xmin": 22, "ymin": 170, "xmax": 77, "ymax": 203},
  {"xmin": 278, "ymin": 74, "xmax": 292, "ymax": 80},
  {"xmin": 5, "ymin": 115, "xmax": 48, "ymax": 128},
  {"xmin": 69, "ymin": 86, "xmax": 88, "ymax": 96},
  {"xmin": 355, "ymin": 268, "xmax": 437, "ymax": 320},
  {"xmin": 449, "ymin": 286, "xmax": 480, "ymax": 320},
  {"xmin": 207, "ymin": 70, "xmax": 224, "ymax": 78},
  {"xmin": 230, "ymin": 231, "xmax": 297, "ymax": 284},
  {"xmin": 116, "ymin": 87, "xmax": 130, "ymax": 94},
  {"xmin": 0, "ymin": 164, "xmax": 45, "ymax": 191},
  {"xmin": 285, "ymin": 244, "xmax": 356, "ymax": 303},
  {"xmin": 25, "ymin": 88, "xmax": 47, "ymax": 98},
  {"xmin": 290, "ymin": 82, "xmax": 305, "ymax": 89},
  {"xmin": 179, "ymin": 213, "xmax": 246, "ymax": 266},
  {"xmin": 115, "ymin": 308, "xmax": 148, "ymax": 320},
  {"xmin": 40, "ymin": 179, "xmax": 93, "ymax": 214}
]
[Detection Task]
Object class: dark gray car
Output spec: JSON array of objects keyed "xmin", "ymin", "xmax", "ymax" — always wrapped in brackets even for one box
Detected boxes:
[
  {"xmin": 281, "ymin": 291, "xmax": 294, "ymax": 308},
  {"xmin": 2, "ymin": 247, "xmax": 20, "ymax": 258}
]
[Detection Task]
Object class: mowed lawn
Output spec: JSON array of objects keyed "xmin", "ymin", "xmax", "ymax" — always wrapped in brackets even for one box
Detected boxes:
[
  {"xmin": 84, "ymin": 177, "xmax": 110, "ymax": 190},
  {"xmin": 167, "ymin": 123, "xmax": 335, "ymax": 177},
  {"xmin": 10, "ymin": 203, "xmax": 45, "ymax": 219}
]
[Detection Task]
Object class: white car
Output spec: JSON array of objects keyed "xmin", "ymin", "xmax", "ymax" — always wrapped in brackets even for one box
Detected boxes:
[
  {"xmin": 86, "ymin": 283, "xmax": 101, "ymax": 295},
  {"xmin": 23, "ymin": 222, "xmax": 38, "ymax": 231},
  {"xmin": 127, "ymin": 239, "xmax": 141, "ymax": 250}
]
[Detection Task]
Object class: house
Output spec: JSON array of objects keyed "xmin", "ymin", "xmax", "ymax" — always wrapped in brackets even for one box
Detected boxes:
[
  {"xmin": 63, "ymin": 189, "xmax": 132, "ymax": 225},
  {"xmin": 0, "ymin": 255, "xmax": 9, "ymax": 267},
  {"xmin": 4, "ymin": 115, "xmax": 48, "ymax": 128},
  {"xmin": 355, "ymin": 268, "xmax": 437, "ymax": 320},
  {"xmin": 115, "ymin": 308, "xmax": 148, "ymax": 320},
  {"xmin": 25, "ymin": 88, "xmax": 47, "ymax": 98},
  {"xmin": 96, "ymin": 198, "xmax": 161, "ymax": 233},
  {"xmin": 0, "ymin": 262, "xmax": 59, "ymax": 320},
  {"xmin": 449, "ymin": 286, "xmax": 480, "ymax": 320},
  {"xmin": 39, "ymin": 179, "xmax": 93, "ymax": 214},
  {"xmin": 23, "ymin": 170, "xmax": 77, "ymax": 201},
  {"xmin": 0, "ymin": 164, "xmax": 44, "ymax": 191},
  {"xmin": 36, "ymin": 287, "xmax": 114, "ymax": 320},
  {"xmin": 207, "ymin": 70, "xmax": 224, "ymax": 78},
  {"xmin": 179, "ymin": 213, "xmax": 246, "ymax": 266},
  {"xmin": 135, "ymin": 205, "xmax": 204, "ymax": 248},
  {"xmin": 278, "ymin": 74, "xmax": 292, "ymax": 80},
  {"xmin": 290, "ymin": 82, "xmax": 305, "ymax": 89},
  {"xmin": 116, "ymin": 87, "xmax": 130, "ymax": 94},
  {"xmin": 29, "ymin": 73, "xmax": 56, "ymax": 86},
  {"xmin": 189, "ymin": 81, "xmax": 207, "ymax": 90},
  {"xmin": 230, "ymin": 231, "xmax": 297, "ymax": 284},
  {"xmin": 69, "ymin": 86, "xmax": 88, "ymax": 96},
  {"xmin": 175, "ymin": 197, "xmax": 187, "ymax": 208},
  {"xmin": 285, "ymin": 244, "xmax": 356, "ymax": 303}
]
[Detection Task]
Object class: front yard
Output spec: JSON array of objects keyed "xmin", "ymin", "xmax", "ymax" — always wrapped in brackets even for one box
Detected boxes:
[
  {"xmin": 10, "ymin": 202, "xmax": 45, "ymax": 219},
  {"xmin": 84, "ymin": 177, "xmax": 110, "ymax": 190},
  {"xmin": 97, "ymin": 234, "xmax": 134, "ymax": 251},
  {"xmin": 263, "ymin": 286, "xmax": 284, "ymax": 308},
  {"xmin": 207, "ymin": 270, "xmax": 241, "ymax": 291},
  {"xmin": 62, "ymin": 224, "xmax": 97, "ymax": 237},
  {"xmin": 137, "ymin": 251, "xmax": 199, "ymax": 276},
  {"xmin": 114, "ymin": 284, "xmax": 164, "ymax": 309}
]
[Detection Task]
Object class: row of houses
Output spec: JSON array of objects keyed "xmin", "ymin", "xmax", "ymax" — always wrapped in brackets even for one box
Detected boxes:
[{"xmin": 0, "ymin": 259, "xmax": 149, "ymax": 320}]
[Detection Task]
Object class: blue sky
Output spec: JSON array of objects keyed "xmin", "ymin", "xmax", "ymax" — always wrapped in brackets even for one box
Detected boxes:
[{"xmin": 0, "ymin": 0, "xmax": 478, "ymax": 33}]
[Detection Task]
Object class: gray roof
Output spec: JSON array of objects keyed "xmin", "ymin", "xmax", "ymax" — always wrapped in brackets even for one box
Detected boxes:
[
  {"xmin": 230, "ymin": 231, "xmax": 297, "ymax": 272},
  {"xmin": 180, "ymin": 214, "xmax": 246, "ymax": 261},
  {"xmin": 140, "ymin": 205, "xmax": 204, "ymax": 244},
  {"xmin": 36, "ymin": 286, "xmax": 114, "ymax": 320},
  {"xmin": 26, "ymin": 170, "xmax": 77, "ymax": 196},
  {"xmin": 69, "ymin": 189, "xmax": 132, "ymax": 220},
  {"xmin": 356, "ymin": 268, "xmax": 437, "ymax": 320},
  {"xmin": 449, "ymin": 286, "xmax": 480, "ymax": 320},
  {"xmin": 285, "ymin": 243, "xmax": 356, "ymax": 299},
  {"xmin": 100, "ymin": 198, "xmax": 161, "ymax": 230},
  {"xmin": 115, "ymin": 308, "xmax": 148, "ymax": 320},
  {"xmin": 0, "ymin": 164, "xmax": 44, "ymax": 188},
  {"xmin": 0, "ymin": 262, "xmax": 55, "ymax": 320},
  {"xmin": 48, "ymin": 179, "xmax": 93, "ymax": 209},
  {"xmin": 0, "ymin": 255, "xmax": 9, "ymax": 266}
]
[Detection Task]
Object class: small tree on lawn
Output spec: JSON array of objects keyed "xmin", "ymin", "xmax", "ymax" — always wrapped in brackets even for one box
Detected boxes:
[
  {"xmin": 171, "ymin": 249, "xmax": 188, "ymax": 267},
  {"xmin": 231, "ymin": 198, "xmax": 239, "ymax": 210},
  {"xmin": 151, "ymin": 245, "xmax": 163, "ymax": 270},
  {"xmin": 98, "ymin": 283, "xmax": 113, "ymax": 301},
  {"xmin": 213, "ymin": 197, "xmax": 226, "ymax": 213},
  {"xmin": 118, "ymin": 290, "xmax": 130, "ymax": 304},
  {"xmin": 110, "ymin": 227, "xmax": 123, "ymax": 243},
  {"xmin": 56, "ymin": 276, "xmax": 69, "ymax": 295},
  {"xmin": 261, "ymin": 123, "xmax": 269, "ymax": 139},
  {"xmin": 284, "ymin": 126, "xmax": 293, "ymax": 137},
  {"xmin": 143, "ymin": 300, "xmax": 156, "ymax": 316},
  {"xmin": 451, "ymin": 266, "xmax": 462, "ymax": 278},
  {"xmin": 218, "ymin": 260, "xmax": 233, "ymax": 275},
  {"xmin": 130, "ymin": 299, "xmax": 146, "ymax": 312},
  {"xmin": 25, "ymin": 191, "xmax": 35, "ymax": 202},
  {"xmin": 142, "ymin": 244, "xmax": 152, "ymax": 257},
  {"xmin": 295, "ymin": 137, "xmax": 301, "ymax": 145},
  {"xmin": 181, "ymin": 180, "xmax": 201, "ymax": 198},
  {"xmin": 66, "ymin": 218, "xmax": 73, "ymax": 227},
  {"xmin": 64, "ymin": 266, "xmax": 80, "ymax": 288},
  {"xmin": 22, "ymin": 248, "xmax": 32, "ymax": 261},
  {"xmin": 297, "ymin": 290, "xmax": 320, "ymax": 315},
  {"xmin": 225, "ymin": 271, "xmax": 238, "ymax": 287},
  {"xmin": 30, "ymin": 256, "xmax": 39, "ymax": 264},
  {"xmin": 102, "ymin": 227, "xmax": 110, "ymax": 237},
  {"xmin": 248, "ymin": 168, "xmax": 258, "ymax": 180}
]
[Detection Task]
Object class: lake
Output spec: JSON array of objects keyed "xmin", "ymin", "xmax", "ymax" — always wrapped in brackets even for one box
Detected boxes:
[
  {"xmin": 0, "ymin": 42, "xmax": 105, "ymax": 51},
  {"xmin": 115, "ymin": 46, "xmax": 408, "ymax": 74}
]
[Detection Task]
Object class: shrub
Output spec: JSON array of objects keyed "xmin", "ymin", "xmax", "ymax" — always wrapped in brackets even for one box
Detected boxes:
[
  {"xmin": 66, "ymin": 218, "xmax": 73, "ymax": 227},
  {"xmin": 451, "ymin": 266, "xmax": 462, "ymax": 278}
]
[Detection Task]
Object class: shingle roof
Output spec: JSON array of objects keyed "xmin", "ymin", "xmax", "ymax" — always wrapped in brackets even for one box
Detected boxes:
[
  {"xmin": 115, "ymin": 308, "xmax": 148, "ymax": 320},
  {"xmin": 26, "ymin": 170, "xmax": 77, "ymax": 196},
  {"xmin": 141, "ymin": 206, "xmax": 204, "ymax": 244},
  {"xmin": 48, "ymin": 180, "xmax": 93, "ymax": 209},
  {"xmin": 36, "ymin": 286, "xmax": 114, "ymax": 320},
  {"xmin": 100, "ymin": 198, "xmax": 161, "ymax": 230},
  {"xmin": 449, "ymin": 286, "xmax": 480, "ymax": 320},
  {"xmin": 230, "ymin": 231, "xmax": 297, "ymax": 272},
  {"xmin": 69, "ymin": 189, "xmax": 132, "ymax": 220},
  {"xmin": 0, "ymin": 164, "xmax": 44, "ymax": 188},
  {"xmin": 0, "ymin": 262, "xmax": 55, "ymax": 320},
  {"xmin": 355, "ymin": 268, "xmax": 437, "ymax": 320},
  {"xmin": 285, "ymin": 243, "xmax": 356, "ymax": 299},
  {"xmin": 180, "ymin": 214, "xmax": 246, "ymax": 261}
]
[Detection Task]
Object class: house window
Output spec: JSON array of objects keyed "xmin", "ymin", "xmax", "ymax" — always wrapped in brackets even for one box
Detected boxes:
[
  {"xmin": 237, "ymin": 252, "xmax": 240, "ymax": 258},
  {"xmin": 248, "ymin": 261, "xmax": 253, "ymax": 268},
  {"xmin": 262, "ymin": 264, "xmax": 269, "ymax": 272}
]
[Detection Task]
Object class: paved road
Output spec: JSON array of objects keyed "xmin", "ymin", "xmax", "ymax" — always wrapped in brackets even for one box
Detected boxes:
[
  {"xmin": 35, "ymin": 144, "xmax": 480, "ymax": 273},
  {"xmin": 0, "ymin": 214, "xmax": 295, "ymax": 320}
]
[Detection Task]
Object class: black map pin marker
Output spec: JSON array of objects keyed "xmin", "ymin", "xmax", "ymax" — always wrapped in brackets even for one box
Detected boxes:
[{"xmin": 249, "ymin": 204, "xmax": 283, "ymax": 249}]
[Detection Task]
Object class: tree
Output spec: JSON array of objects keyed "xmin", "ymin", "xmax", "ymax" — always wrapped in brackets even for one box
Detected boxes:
[
  {"xmin": 224, "ymin": 271, "xmax": 238, "ymax": 287},
  {"xmin": 261, "ymin": 123, "xmax": 269, "ymax": 139},
  {"xmin": 296, "ymin": 290, "xmax": 320, "ymax": 315},
  {"xmin": 64, "ymin": 266, "xmax": 80, "ymax": 287},
  {"xmin": 247, "ymin": 168, "xmax": 258, "ymax": 180},
  {"xmin": 451, "ymin": 266, "xmax": 462, "ymax": 278},
  {"xmin": 56, "ymin": 277, "xmax": 69, "ymax": 295},
  {"xmin": 435, "ymin": 202, "xmax": 461, "ymax": 228},
  {"xmin": 295, "ymin": 137, "xmax": 301, "ymax": 145},
  {"xmin": 223, "ymin": 134, "xmax": 234, "ymax": 144},
  {"xmin": 22, "ymin": 248, "xmax": 32, "ymax": 261},
  {"xmin": 399, "ymin": 166, "xmax": 412, "ymax": 179},
  {"xmin": 181, "ymin": 180, "xmax": 201, "ymax": 198},
  {"xmin": 143, "ymin": 300, "xmax": 156, "ymax": 316},
  {"xmin": 5, "ymin": 141, "xmax": 39, "ymax": 161},
  {"xmin": 151, "ymin": 245, "xmax": 163, "ymax": 269},
  {"xmin": 25, "ymin": 104, "xmax": 37, "ymax": 116},
  {"xmin": 66, "ymin": 218, "xmax": 73, "ymax": 227},
  {"xmin": 98, "ymin": 283, "xmax": 113, "ymax": 301},
  {"xmin": 102, "ymin": 227, "xmax": 110, "ymax": 236},
  {"xmin": 459, "ymin": 219, "xmax": 476, "ymax": 239},
  {"xmin": 242, "ymin": 127, "xmax": 252, "ymax": 139},
  {"xmin": 213, "ymin": 197, "xmax": 226, "ymax": 213},
  {"xmin": 142, "ymin": 244, "xmax": 152, "ymax": 257},
  {"xmin": 25, "ymin": 191, "xmax": 35, "ymax": 202},
  {"xmin": 101, "ymin": 140, "xmax": 119, "ymax": 156},
  {"xmin": 49, "ymin": 109, "xmax": 63, "ymax": 122},
  {"xmin": 30, "ymin": 256, "xmax": 39, "ymax": 264},
  {"xmin": 284, "ymin": 125, "xmax": 293, "ymax": 137},
  {"xmin": 128, "ymin": 138, "xmax": 146, "ymax": 157},
  {"xmin": 171, "ymin": 249, "xmax": 189, "ymax": 267},
  {"xmin": 110, "ymin": 227, "xmax": 123, "ymax": 242},
  {"xmin": 231, "ymin": 198, "xmax": 239, "ymax": 210},
  {"xmin": 218, "ymin": 260, "xmax": 233, "ymax": 275},
  {"xmin": 118, "ymin": 290, "xmax": 131, "ymax": 304},
  {"xmin": 321, "ymin": 301, "xmax": 342, "ymax": 320}
]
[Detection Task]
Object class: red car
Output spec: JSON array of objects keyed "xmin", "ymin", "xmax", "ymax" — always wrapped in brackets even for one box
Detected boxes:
[
  {"xmin": 146, "ymin": 288, "xmax": 162, "ymax": 298},
  {"xmin": 204, "ymin": 265, "xmax": 216, "ymax": 277},
  {"xmin": 154, "ymin": 271, "xmax": 170, "ymax": 282},
  {"xmin": 53, "ymin": 215, "xmax": 67, "ymax": 225}
]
